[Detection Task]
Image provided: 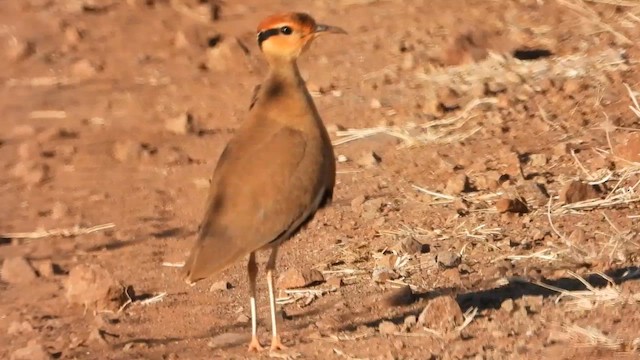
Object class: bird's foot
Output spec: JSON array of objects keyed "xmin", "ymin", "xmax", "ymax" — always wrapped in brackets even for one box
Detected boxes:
[
  {"xmin": 248, "ymin": 337, "xmax": 265, "ymax": 352},
  {"xmin": 270, "ymin": 336, "xmax": 288, "ymax": 351}
]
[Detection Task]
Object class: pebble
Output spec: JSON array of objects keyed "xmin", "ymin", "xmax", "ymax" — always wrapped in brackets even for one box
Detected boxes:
[
  {"xmin": 403, "ymin": 315, "xmax": 417, "ymax": 331},
  {"xmin": 112, "ymin": 140, "xmax": 142, "ymax": 162},
  {"xmin": 65, "ymin": 263, "xmax": 126, "ymax": 311},
  {"xmin": 207, "ymin": 332, "xmax": 251, "ymax": 349},
  {"xmin": 417, "ymin": 295, "xmax": 463, "ymax": 332},
  {"xmin": 164, "ymin": 113, "xmax": 195, "ymax": 135},
  {"xmin": 372, "ymin": 268, "xmax": 398, "ymax": 283},
  {"xmin": 33, "ymin": 259, "xmax": 55, "ymax": 278},
  {"xmin": 7, "ymin": 321, "xmax": 34, "ymax": 336},
  {"xmin": 326, "ymin": 277, "xmax": 344, "ymax": 288},
  {"xmin": 71, "ymin": 58, "xmax": 100, "ymax": 79},
  {"xmin": 209, "ymin": 280, "xmax": 232, "ymax": 292},
  {"xmin": 1, "ymin": 257, "xmax": 38, "ymax": 284},
  {"xmin": 529, "ymin": 153, "xmax": 548, "ymax": 167},
  {"xmin": 501, "ymin": 298, "xmax": 515, "ymax": 313},
  {"xmin": 559, "ymin": 181, "xmax": 600, "ymax": 204},
  {"xmin": 445, "ymin": 173, "xmax": 469, "ymax": 194},
  {"xmin": 495, "ymin": 197, "xmax": 529, "ymax": 214},
  {"xmin": 378, "ymin": 320, "xmax": 398, "ymax": 334},
  {"xmin": 6, "ymin": 37, "xmax": 35, "ymax": 62},
  {"xmin": 356, "ymin": 151, "xmax": 381, "ymax": 168},
  {"xmin": 10, "ymin": 161, "xmax": 50, "ymax": 186},
  {"xmin": 9, "ymin": 340, "xmax": 51, "ymax": 360},
  {"xmin": 436, "ymin": 250, "xmax": 461, "ymax": 268},
  {"xmin": 277, "ymin": 268, "xmax": 324, "ymax": 289},
  {"xmin": 395, "ymin": 236, "xmax": 429, "ymax": 254}
]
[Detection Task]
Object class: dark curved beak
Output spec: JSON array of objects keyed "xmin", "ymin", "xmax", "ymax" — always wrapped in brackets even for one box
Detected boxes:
[{"xmin": 314, "ymin": 24, "xmax": 347, "ymax": 35}]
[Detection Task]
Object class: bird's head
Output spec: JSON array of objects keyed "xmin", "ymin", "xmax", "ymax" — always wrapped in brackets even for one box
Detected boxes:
[{"xmin": 256, "ymin": 12, "xmax": 346, "ymax": 62}]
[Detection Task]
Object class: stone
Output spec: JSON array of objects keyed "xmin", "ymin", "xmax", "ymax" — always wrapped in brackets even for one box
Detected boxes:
[
  {"xmin": 372, "ymin": 268, "xmax": 399, "ymax": 283},
  {"xmin": 417, "ymin": 296, "xmax": 463, "ymax": 332},
  {"xmin": 71, "ymin": 58, "xmax": 100, "ymax": 79},
  {"xmin": 378, "ymin": 320, "xmax": 398, "ymax": 334},
  {"xmin": 10, "ymin": 161, "xmax": 50, "ymax": 186},
  {"xmin": 207, "ymin": 332, "xmax": 250, "ymax": 349},
  {"xmin": 112, "ymin": 140, "xmax": 142, "ymax": 162},
  {"xmin": 396, "ymin": 237, "xmax": 429, "ymax": 254},
  {"xmin": 436, "ymin": 251, "xmax": 461, "ymax": 268},
  {"xmin": 326, "ymin": 277, "xmax": 343, "ymax": 288},
  {"xmin": 164, "ymin": 113, "xmax": 195, "ymax": 135},
  {"xmin": 33, "ymin": 259, "xmax": 55, "ymax": 278},
  {"xmin": 383, "ymin": 285, "xmax": 414, "ymax": 307},
  {"xmin": 445, "ymin": 173, "xmax": 469, "ymax": 194},
  {"xmin": 277, "ymin": 268, "xmax": 324, "ymax": 289},
  {"xmin": 1, "ymin": 257, "xmax": 38, "ymax": 284},
  {"xmin": 209, "ymin": 281, "xmax": 231, "ymax": 292},
  {"xmin": 65, "ymin": 263, "xmax": 126, "ymax": 312},
  {"xmin": 495, "ymin": 197, "xmax": 529, "ymax": 214},
  {"xmin": 9, "ymin": 340, "xmax": 51, "ymax": 360},
  {"xmin": 356, "ymin": 151, "xmax": 381, "ymax": 168},
  {"xmin": 559, "ymin": 181, "xmax": 600, "ymax": 204},
  {"xmin": 7, "ymin": 321, "xmax": 34, "ymax": 336}
]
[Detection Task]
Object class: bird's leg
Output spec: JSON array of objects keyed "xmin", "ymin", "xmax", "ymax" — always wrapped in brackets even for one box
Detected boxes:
[
  {"xmin": 266, "ymin": 246, "xmax": 288, "ymax": 351},
  {"xmin": 247, "ymin": 252, "xmax": 264, "ymax": 352}
]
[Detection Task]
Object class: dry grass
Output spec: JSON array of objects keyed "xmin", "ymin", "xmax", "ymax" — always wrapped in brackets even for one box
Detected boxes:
[
  {"xmin": 565, "ymin": 324, "xmax": 623, "ymax": 349},
  {"xmin": 0, "ymin": 223, "xmax": 115, "ymax": 240}
]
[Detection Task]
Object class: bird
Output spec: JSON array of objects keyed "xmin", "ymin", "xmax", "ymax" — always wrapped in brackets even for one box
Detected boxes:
[{"xmin": 182, "ymin": 12, "xmax": 346, "ymax": 352}]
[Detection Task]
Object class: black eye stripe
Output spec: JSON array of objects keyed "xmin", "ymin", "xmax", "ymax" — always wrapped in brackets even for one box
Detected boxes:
[{"xmin": 257, "ymin": 28, "xmax": 280, "ymax": 48}]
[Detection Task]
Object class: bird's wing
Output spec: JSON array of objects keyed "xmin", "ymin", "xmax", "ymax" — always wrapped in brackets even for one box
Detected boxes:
[{"xmin": 183, "ymin": 119, "xmax": 322, "ymax": 283}]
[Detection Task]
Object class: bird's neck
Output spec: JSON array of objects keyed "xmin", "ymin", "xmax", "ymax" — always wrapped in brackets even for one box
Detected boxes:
[{"xmin": 266, "ymin": 58, "xmax": 304, "ymax": 88}]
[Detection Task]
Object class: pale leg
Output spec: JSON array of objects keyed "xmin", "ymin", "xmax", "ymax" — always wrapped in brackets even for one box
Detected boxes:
[
  {"xmin": 247, "ymin": 252, "xmax": 264, "ymax": 352},
  {"xmin": 266, "ymin": 246, "xmax": 288, "ymax": 351}
]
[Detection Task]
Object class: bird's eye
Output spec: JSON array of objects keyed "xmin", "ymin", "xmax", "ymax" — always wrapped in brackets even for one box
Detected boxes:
[{"xmin": 280, "ymin": 26, "xmax": 293, "ymax": 35}]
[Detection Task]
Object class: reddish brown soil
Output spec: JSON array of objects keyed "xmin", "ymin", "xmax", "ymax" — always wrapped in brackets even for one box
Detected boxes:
[{"xmin": 1, "ymin": 0, "xmax": 640, "ymax": 359}]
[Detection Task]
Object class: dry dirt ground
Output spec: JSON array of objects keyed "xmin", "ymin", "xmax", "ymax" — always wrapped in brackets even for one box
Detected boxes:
[{"xmin": 2, "ymin": 0, "xmax": 640, "ymax": 359}]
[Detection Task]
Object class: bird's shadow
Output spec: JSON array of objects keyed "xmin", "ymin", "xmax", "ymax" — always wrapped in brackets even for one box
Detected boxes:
[{"xmin": 337, "ymin": 265, "xmax": 640, "ymax": 331}]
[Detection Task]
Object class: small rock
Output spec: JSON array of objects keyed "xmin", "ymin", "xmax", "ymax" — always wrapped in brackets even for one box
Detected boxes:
[
  {"xmin": 562, "ymin": 78, "xmax": 581, "ymax": 94},
  {"xmin": 568, "ymin": 228, "xmax": 587, "ymax": 244},
  {"xmin": 486, "ymin": 80, "xmax": 507, "ymax": 94},
  {"xmin": 401, "ymin": 53, "xmax": 415, "ymax": 70},
  {"xmin": 559, "ymin": 181, "xmax": 600, "ymax": 204},
  {"xmin": 376, "ymin": 254, "xmax": 398, "ymax": 270},
  {"xmin": 372, "ymin": 268, "xmax": 398, "ymax": 283},
  {"xmin": 362, "ymin": 198, "xmax": 384, "ymax": 217},
  {"xmin": 7, "ymin": 321, "xmax": 34, "ymax": 336},
  {"xmin": 17, "ymin": 141, "xmax": 41, "ymax": 159},
  {"xmin": 173, "ymin": 30, "xmax": 190, "ymax": 49},
  {"xmin": 378, "ymin": 320, "xmax": 398, "ymax": 335},
  {"xmin": 277, "ymin": 268, "xmax": 324, "ymax": 289},
  {"xmin": 473, "ymin": 171, "xmax": 500, "ymax": 191},
  {"xmin": 436, "ymin": 251, "xmax": 461, "ymax": 268},
  {"xmin": 356, "ymin": 151, "xmax": 381, "ymax": 168},
  {"xmin": 529, "ymin": 153, "xmax": 547, "ymax": 167},
  {"xmin": 393, "ymin": 339, "xmax": 405, "ymax": 350},
  {"xmin": 546, "ymin": 328, "xmax": 571, "ymax": 345},
  {"xmin": 65, "ymin": 263, "xmax": 126, "ymax": 312},
  {"xmin": 396, "ymin": 237, "xmax": 429, "ymax": 254},
  {"xmin": 350, "ymin": 194, "xmax": 367, "ymax": 212},
  {"xmin": 383, "ymin": 285, "xmax": 414, "ymax": 307},
  {"xmin": 10, "ymin": 161, "xmax": 50, "ymax": 186},
  {"xmin": 337, "ymin": 154, "xmax": 348, "ymax": 163},
  {"xmin": 235, "ymin": 313, "xmax": 250, "ymax": 324},
  {"xmin": 9, "ymin": 340, "xmax": 51, "ymax": 360},
  {"xmin": 50, "ymin": 201, "xmax": 70, "ymax": 220},
  {"xmin": 445, "ymin": 173, "xmax": 469, "ymax": 194},
  {"xmin": 164, "ymin": 113, "xmax": 195, "ymax": 135},
  {"xmin": 10, "ymin": 125, "xmax": 36, "ymax": 138},
  {"xmin": 495, "ymin": 197, "xmax": 529, "ymax": 214},
  {"xmin": 112, "ymin": 140, "xmax": 141, "ymax": 162},
  {"xmin": 522, "ymin": 295, "xmax": 543, "ymax": 313},
  {"xmin": 207, "ymin": 332, "xmax": 250, "ymax": 349},
  {"xmin": 205, "ymin": 37, "xmax": 249, "ymax": 72},
  {"xmin": 403, "ymin": 315, "xmax": 417, "ymax": 331},
  {"xmin": 417, "ymin": 296, "xmax": 463, "ymax": 332},
  {"xmin": 209, "ymin": 281, "xmax": 232, "ymax": 292},
  {"xmin": 531, "ymin": 228, "xmax": 548, "ymax": 241},
  {"xmin": 1, "ymin": 257, "xmax": 38, "ymax": 284},
  {"xmin": 63, "ymin": 26, "xmax": 82, "ymax": 46},
  {"xmin": 501, "ymin": 298, "xmax": 515, "ymax": 313},
  {"xmin": 326, "ymin": 277, "xmax": 343, "ymax": 288},
  {"xmin": 33, "ymin": 259, "xmax": 55, "ymax": 278},
  {"xmin": 614, "ymin": 133, "xmax": 640, "ymax": 163},
  {"xmin": 6, "ymin": 37, "xmax": 35, "ymax": 61},
  {"xmin": 71, "ymin": 58, "xmax": 100, "ymax": 79},
  {"xmin": 437, "ymin": 87, "xmax": 463, "ymax": 111},
  {"xmin": 370, "ymin": 98, "xmax": 382, "ymax": 109}
]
